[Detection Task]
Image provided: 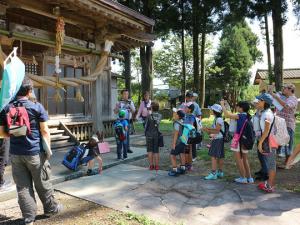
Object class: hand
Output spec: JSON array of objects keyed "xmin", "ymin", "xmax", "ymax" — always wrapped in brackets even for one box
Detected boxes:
[
  {"xmin": 258, "ymin": 142, "xmax": 263, "ymax": 153},
  {"xmin": 202, "ymin": 127, "xmax": 208, "ymax": 132}
]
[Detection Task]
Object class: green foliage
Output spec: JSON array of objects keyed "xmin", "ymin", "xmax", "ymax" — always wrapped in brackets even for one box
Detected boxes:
[
  {"xmin": 209, "ymin": 21, "xmax": 262, "ymax": 104},
  {"xmin": 153, "ymin": 35, "xmax": 194, "ymax": 89},
  {"xmin": 240, "ymin": 85, "xmax": 259, "ymax": 102}
]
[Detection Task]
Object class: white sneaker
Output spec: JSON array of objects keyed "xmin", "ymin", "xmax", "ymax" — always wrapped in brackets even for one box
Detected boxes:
[
  {"xmin": 234, "ymin": 177, "xmax": 248, "ymax": 184},
  {"xmin": 247, "ymin": 178, "xmax": 255, "ymax": 183}
]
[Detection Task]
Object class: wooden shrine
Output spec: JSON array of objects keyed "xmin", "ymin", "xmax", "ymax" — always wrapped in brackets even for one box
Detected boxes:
[{"xmin": 0, "ymin": 0, "xmax": 154, "ymax": 141}]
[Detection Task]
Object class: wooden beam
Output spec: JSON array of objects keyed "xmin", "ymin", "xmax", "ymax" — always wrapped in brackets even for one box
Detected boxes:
[{"xmin": 7, "ymin": 0, "xmax": 96, "ymax": 29}]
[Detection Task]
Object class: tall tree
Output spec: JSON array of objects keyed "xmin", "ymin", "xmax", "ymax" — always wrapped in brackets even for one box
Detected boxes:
[
  {"xmin": 213, "ymin": 21, "xmax": 262, "ymax": 106},
  {"xmin": 197, "ymin": 0, "xmax": 225, "ymax": 107}
]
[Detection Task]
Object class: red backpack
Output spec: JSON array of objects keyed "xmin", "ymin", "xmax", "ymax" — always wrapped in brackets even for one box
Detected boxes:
[{"xmin": 6, "ymin": 102, "xmax": 31, "ymax": 137}]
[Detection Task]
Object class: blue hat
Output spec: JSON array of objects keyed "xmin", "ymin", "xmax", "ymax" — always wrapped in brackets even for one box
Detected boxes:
[{"xmin": 256, "ymin": 93, "xmax": 273, "ymax": 105}]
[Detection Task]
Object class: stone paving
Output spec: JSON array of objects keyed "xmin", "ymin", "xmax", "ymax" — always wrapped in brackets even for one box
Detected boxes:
[
  {"xmin": 0, "ymin": 135, "xmax": 147, "ymax": 202},
  {"xmin": 55, "ymin": 164, "xmax": 300, "ymax": 225}
]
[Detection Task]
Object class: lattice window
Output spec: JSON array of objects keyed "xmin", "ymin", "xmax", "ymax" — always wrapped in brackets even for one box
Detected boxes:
[{"xmin": 25, "ymin": 62, "xmax": 40, "ymax": 75}]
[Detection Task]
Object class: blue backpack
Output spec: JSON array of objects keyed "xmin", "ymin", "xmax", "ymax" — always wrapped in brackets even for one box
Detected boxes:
[
  {"xmin": 175, "ymin": 121, "xmax": 202, "ymax": 145},
  {"xmin": 113, "ymin": 120, "xmax": 126, "ymax": 141},
  {"xmin": 62, "ymin": 144, "xmax": 86, "ymax": 171}
]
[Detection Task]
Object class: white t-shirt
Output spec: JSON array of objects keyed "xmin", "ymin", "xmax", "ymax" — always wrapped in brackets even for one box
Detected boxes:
[
  {"xmin": 212, "ymin": 117, "xmax": 225, "ymax": 139},
  {"xmin": 259, "ymin": 109, "xmax": 274, "ymax": 133}
]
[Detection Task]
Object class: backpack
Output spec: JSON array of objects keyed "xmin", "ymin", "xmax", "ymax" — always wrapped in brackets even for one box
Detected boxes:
[
  {"xmin": 145, "ymin": 114, "xmax": 160, "ymax": 137},
  {"xmin": 176, "ymin": 121, "xmax": 202, "ymax": 145},
  {"xmin": 273, "ymin": 116, "xmax": 290, "ymax": 146},
  {"xmin": 215, "ymin": 118, "xmax": 231, "ymax": 143},
  {"xmin": 62, "ymin": 144, "xmax": 85, "ymax": 171},
  {"xmin": 239, "ymin": 120, "xmax": 255, "ymax": 150},
  {"xmin": 114, "ymin": 120, "xmax": 126, "ymax": 141},
  {"xmin": 6, "ymin": 101, "xmax": 31, "ymax": 137}
]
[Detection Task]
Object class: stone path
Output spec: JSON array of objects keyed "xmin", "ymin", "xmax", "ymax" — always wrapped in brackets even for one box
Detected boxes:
[
  {"xmin": 0, "ymin": 135, "xmax": 147, "ymax": 202},
  {"xmin": 54, "ymin": 164, "xmax": 300, "ymax": 225}
]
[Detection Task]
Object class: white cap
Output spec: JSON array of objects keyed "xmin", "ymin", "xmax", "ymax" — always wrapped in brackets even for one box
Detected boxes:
[
  {"xmin": 193, "ymin": 93, "xmax": 198, "ymax": 97},
  {"xmin": 91, "ymin": 134, "xmax": 99, "ymax": 142},
  {"xmin": 208, "ymin": 104, "xmax": 222, "ymax": 113}
]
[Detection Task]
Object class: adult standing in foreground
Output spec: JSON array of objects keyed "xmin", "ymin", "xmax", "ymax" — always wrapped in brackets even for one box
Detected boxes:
[
  {"xmin": 271, "ymin": 83, "xmax": 298, "ymax": 163},
  {"xmin": 114, "ymin": 89, "xmax": 136, "ymax": 153},
  {"xmin": 0, "ymin": 78, "xmax": 62, "ymax": 225}
]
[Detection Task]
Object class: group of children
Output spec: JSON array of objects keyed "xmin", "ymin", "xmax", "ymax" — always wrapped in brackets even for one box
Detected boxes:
[
  {"xmin": 168, "ymin": 92, "xmax": 292, "ymax": 193},
  {"xmin": 87, "ymin": 86, "xmax": 299, "ymax": 195}
]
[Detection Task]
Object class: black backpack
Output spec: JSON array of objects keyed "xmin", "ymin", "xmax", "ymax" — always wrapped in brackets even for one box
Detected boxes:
[
  {"xmin": 239, "ymin": 120, "xmax": 255, "ymax": 150},
  {"xmin": 220, "ymin": 121, "xmax": 231, "ymax": 143}
]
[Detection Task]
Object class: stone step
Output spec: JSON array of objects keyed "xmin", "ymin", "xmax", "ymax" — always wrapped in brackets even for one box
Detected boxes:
[
  {"xmin": 51, "ymin": 135, "xmax": 71, "ymax": 142},
  {"xmin": 51, "ymin": 140, "xmax": 76, "ymax": 150},
  {"xmin": 50, "ymin": 129, "xmax": 65, "ymax": 135}
]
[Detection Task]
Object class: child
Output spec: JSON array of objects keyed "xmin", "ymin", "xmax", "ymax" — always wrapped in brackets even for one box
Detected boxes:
[
  {"xmin": 221, "ymin": 100, "xmax": 254, "ymax": 184},
  {"xmin": 202, "ymin": 104, "xmax": 225, "ymax": 180},
  {"xmin": 183, "ymin": 103, "xmax": 197, "ymax": 170},
  {"xmin": 81, "ymin": 134, "xmax": 103, "ymax": 176},
  {"xmin": 168, "ymin": 108, "xmax": 187, "ymax": 176},
  {"xmin": 144, "ymin": 101, "xmax": 162, "ymax": 170},
  {"xmin": 114, "ymin": 110, "xmax": 129, "ymax": 160},
  {"xmin": 256, "ymin": 93, "xmax": 277, "ymax": 193},
  {"xmin": 252, "ymin": 99, "xmax": 269, "ymax": 181}
]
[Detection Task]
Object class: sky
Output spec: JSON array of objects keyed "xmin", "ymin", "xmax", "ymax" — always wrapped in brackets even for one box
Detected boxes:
[{"xmin": 112, "ymin": 2, "xmax": 300, "ymax": 89}]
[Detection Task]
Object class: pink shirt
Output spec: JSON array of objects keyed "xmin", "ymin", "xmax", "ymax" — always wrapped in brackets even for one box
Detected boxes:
[
  {"xmin": 136, "ymin": 100, "xmax": 151, "ymax": 118},
  {"xmin": 276, "ymin": 95, "xmax": 298, "ymax": 131}
]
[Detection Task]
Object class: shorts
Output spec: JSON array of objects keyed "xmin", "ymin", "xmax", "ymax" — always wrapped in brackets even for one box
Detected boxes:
[
  {"xmin": 146, "ymin": 136, "xmax": 159, "ymax": 153},
  {"xmin": 208, "ymin": 138, "xmax": 225, "ymax": 159},
  {"xmin": 231, "ymin": 143, "xmax": 249, "ymax": 154},
  {"xmin": 171, "ymin": 142, "xmax": 186, "ymax": 156},
  {"xmin": 265, "ymin": 149, "xmax": 277, "ymax": 172},
  {"xmin": 184, "ymin": 145, "xmax": 192, "ymax": 154}
]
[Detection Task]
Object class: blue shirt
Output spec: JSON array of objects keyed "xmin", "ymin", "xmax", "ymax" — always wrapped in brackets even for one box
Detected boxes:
[
  {"xmin": 193, "ymin": 102, "xmax": 202, "ymax": 117},
  {"xmin": 236, "ymin": 113, "xmax": 248, "ymax": 134},
  {"xmin": 0, "ymin": 98, "xmax": 48, "ymax": 156}
]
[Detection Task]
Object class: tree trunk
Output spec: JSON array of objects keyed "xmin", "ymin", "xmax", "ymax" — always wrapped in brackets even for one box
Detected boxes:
[
  {"xmin": 264, "ymin": 14, "xmax": 273, "ymax": 84},
  {"xmin": 272, "ymin": 0, "xmax": 284, "ymax": 91},
  {"xmin": 140, "ymin": 46, "xmax": 152, "ymax": 95},
  {"xmin": 180, "ymin": 0, "xmax": 186, "ymax": 97},
  {"xmin": 200, "ymin": 31, "xmax": 206, "ymax": 108},
  {"xmin": 192, "ymin": 0, "xmax": 200, "ymax": 94},
  {"xmin": 123, "ymin": 50, "xmax": 131, "ymax": 95}
]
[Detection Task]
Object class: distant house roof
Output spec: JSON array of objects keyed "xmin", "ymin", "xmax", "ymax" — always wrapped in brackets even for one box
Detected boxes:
[{"xmin": 254, "ymin": 68, "xmax": 300, "ymax": 84}]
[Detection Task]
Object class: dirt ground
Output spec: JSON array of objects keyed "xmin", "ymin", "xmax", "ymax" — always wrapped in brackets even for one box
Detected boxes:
[{"xmin": 0, "ymin": 191, "xmax": 163, "ymax": 225}]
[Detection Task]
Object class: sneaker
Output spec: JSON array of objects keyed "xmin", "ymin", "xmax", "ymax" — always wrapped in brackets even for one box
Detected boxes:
[
  {"xmin": 128, "ymin": 149, "xmax": 133, "ymax": 153},
  {"xmin": 258, "ymin": 182, "xmax": 274, "ymax": 193},
  {"xmin": 149, "ymin": 165, "xmax": 154, "ymax": 170},
  {"xmin": 45, "ymin": 204, "xmax": 63, "ymax": 217},
  {"xmin": 204, "ymin": 172, "xmax": 218, "ymax": 180},
  {"xmin": 234, "ymin": 177, "xmax": 248, "ymax": 184},
  {"xmin": 247, "ymin": 178, "xmax": 255, "ymax": 183},
  {"xmin": 186, "ymin": 164, "xmax": 193, "ymax": 171},
  {"xmin": 87, "ymin": 169, "xmax": 98, "ymax": 176},
  {"xmin": 178, "ymin": 167, "xmax": 186, "ymax": 175},
  {"xmin": 168, "ymin": 169, "xmax": 180, "ymax": 177},
  {"xmin": 217, "ymin": 171, "xmax": 224, "ymax": 178},
  {"xmin": 155, "ymin": 165, "xmax": 159, "ymax": 171}
]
